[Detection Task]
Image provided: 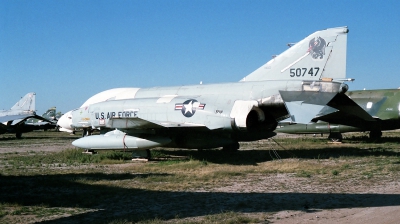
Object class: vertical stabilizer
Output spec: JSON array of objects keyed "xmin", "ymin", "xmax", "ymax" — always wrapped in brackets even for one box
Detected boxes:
[
  {"xmin": 43, "ymin": 107, "xmax": 57, "ymax": 120},
  {"xmin": 241, "ymin": 27, "xmax": 348, "ymax": 82},
  {"xmin": 11, "ymin": 92, "xmax": 36, "ymax": 111}
]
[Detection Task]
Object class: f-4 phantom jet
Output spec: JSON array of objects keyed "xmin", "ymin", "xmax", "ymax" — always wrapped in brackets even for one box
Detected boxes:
[
  {"xmin": 0, "ymin": 92, "xmax": 51, "ymax": 138},
  {"xmin": 24, "ymin": 107, "xmax": 59, "ymax": 131},
  {"xmin": 58, "ymin": 27, "xmax": 354, "ymax": 155}
]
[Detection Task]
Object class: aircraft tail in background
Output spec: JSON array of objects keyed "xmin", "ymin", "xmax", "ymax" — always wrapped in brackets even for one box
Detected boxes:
[
  {"xmin": 10, "ymin": 92, "xmax": 36, "ymax": 112},
  {"xmin": 241, "ymin": 27, "xmax": 349, "ymax": 82},
  {"xmin": 42, "ymin": 107, "xmax": 57, "ymax": 121}
]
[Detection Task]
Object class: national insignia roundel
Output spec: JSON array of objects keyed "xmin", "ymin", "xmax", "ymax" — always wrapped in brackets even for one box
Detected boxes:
[{"xmin": 175, "ymin": 99, "xmax": 205, "ymax": 117}]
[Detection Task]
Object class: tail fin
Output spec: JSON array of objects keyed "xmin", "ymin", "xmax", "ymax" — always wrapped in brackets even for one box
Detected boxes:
[
  {"xmin": 241, "ymin": 27, "xmax": 348, "ymax": 82},
  {"xmin": 11, "ymin": 92, "xmax": 36, "ymax": 111},
  {"xmin": 42, "ymin": 107, "xmax": 56, "ymax": 120}
]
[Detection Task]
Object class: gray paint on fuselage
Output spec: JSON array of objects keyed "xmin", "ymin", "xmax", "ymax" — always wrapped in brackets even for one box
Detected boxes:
[{"xmin": 84, "ymin": 81, "xmax": 299, "ymax": 119}]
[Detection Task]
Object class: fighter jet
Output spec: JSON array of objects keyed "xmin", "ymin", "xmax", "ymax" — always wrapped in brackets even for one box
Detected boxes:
[
  {"xmin": 0, "ymin": 92, "xmax": 50, "ymax": 138},
  {"xmin": 277, "ymin": 89, "xmax": 400, "ymax": 141},
  {"xmin": 24, "ymin": 107, "xmax": 59, "ymax": 131},
  {"xmin": 58, "ymin": 27, "xmax": 352, "ymax": 154}
]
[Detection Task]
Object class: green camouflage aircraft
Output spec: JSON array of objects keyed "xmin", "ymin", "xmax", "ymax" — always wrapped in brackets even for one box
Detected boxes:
[{"xmin": 277, "ymin": 89, "xmax": 400, "ymax": 141}]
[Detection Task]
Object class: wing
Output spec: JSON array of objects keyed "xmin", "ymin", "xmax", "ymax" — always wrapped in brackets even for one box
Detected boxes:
[
  {"xmin": 0, "ymin": 114, "xmax": 53, "ymax": 125},
  {"xmin": 0, "ymin": 114, "xmax": 35, "ymax": 124},
  {"xmin": 323, "ymin": 93, "xmax": 376, "ymax": 121},
  {"xmin": 309, "ymin": 93, "xmax": 377, "ymax": 127},
  {"xmin": 107, "ymin": 117, "xmax": 207, "ymax": 129}
]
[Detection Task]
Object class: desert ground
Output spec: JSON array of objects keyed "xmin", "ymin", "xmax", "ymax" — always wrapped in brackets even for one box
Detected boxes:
[{"xmin": 0, "ymin": 130, "xmax": 399, "ymax": 223}]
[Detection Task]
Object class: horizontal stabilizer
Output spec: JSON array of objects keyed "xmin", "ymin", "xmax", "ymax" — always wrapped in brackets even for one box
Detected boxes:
[{"xmin": 280, "ymin": 91, "xmax": 338, "ymax": 124}]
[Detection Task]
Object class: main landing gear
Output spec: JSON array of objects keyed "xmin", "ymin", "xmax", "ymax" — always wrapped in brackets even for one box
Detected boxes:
[
  {"xmin": 328, "ymin": 133, "xmax": 343, "ymax": 142},
  {"xmin": 222, "ymin": 142, "xmax": 240, "ymax": 152},
  {"xmin": 15, "ymin": 132, "xmax": 22, "ymax": 139},
  {"xmin": 328, "ymin": 130, "xmax": 383, "ymax": 142},
  {"xmin": 82, "ymin": 128, "xmax": 95, "ymax": 137},
  {"xmin": 369, "ymin": 130, "xmax": 382, "ymax": 140}
]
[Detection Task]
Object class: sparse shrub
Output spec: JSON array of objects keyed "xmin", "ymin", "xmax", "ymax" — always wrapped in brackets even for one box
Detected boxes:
[
  {"xmin": 342, "ymin": 164, "xmax": 350, "ymax": 169},
  {"xmin": 150, "ymin": 150, "xmax": 168, "ymax": 158},
  {"xmin": 297, "ymin": 170, "xmax": 311, "ymax": 178},
  {"xmin": 388, "ymin": 165, "xmax": 400, "ymax": 171},
  {"xmin": 362, "ymin": 172, "xmax": 373, "ymax": 179},
  {"xmin": 0, "ymin": 210, "xmax": 7, "ymax": 218}
]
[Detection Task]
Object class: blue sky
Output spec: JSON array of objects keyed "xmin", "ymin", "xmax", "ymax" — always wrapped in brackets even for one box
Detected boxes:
[{"xmin": 1, "ymin": 0, "xmax": 400, "ymax": 114}]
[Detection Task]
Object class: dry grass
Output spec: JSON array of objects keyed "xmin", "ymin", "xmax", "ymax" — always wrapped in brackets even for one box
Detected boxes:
[{"xmin": 0, "ymin": 130, "xmax": 399, "ymax": 223}]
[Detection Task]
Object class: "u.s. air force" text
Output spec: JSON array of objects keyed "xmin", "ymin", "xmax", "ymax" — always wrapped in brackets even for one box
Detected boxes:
[{"xmin": 95, "ymin": 111, "xmax": 138, "ymax": 119}]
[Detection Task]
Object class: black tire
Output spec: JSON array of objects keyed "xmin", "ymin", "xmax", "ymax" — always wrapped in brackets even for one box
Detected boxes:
[
  {"xmin": 146, "ymin": 149, "xmax": 151, "ymax": 159},
  {"xmin": 369, "ymin": 130, "xmax": 382, "ymax": 140},
  {"xmin": 328, "ymin": 133, "xmax": 342, "ymax": 142},
  {"xmin": 16, "ymin": 132, "xmax": 22, "ymax": 139}
]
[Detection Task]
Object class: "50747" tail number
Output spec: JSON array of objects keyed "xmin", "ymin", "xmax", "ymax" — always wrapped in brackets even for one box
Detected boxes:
[{"xmin": 290, "ymin": 67, "xmax": 320, "ymax": 77}]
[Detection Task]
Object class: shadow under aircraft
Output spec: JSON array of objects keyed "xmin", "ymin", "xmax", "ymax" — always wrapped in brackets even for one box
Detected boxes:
[
  {"xmin": 1, "ymin": 172, "xmax": 399, "ymax": 223},
  {"xmin": 151, "ymin": 142, "xmax": 400, "ymax": 165}
]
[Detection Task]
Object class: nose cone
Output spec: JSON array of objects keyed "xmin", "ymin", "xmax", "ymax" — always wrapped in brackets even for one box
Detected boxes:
[
  {"xmin": 72, "ymin": 136, "xmax": 98, "ymax": 149},
  {"xmin": 57, "ymin": 110, "xmax": 73, "ymax": 132}
]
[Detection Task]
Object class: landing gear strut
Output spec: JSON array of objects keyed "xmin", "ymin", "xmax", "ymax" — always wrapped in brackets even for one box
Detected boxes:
[
  {"xmin": 83, "ymin": 149, "xmax": 97, "ymax": 154},
  {"xmin": 82, "ymin": 128, "xmax": 93, "ymax": 137},
  {"xmin": 16, "ymin": 132, "xmax": 22, "ymax": 139}
]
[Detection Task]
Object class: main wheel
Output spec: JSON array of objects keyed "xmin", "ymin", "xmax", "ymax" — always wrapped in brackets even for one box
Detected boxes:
[
  {"xmin": 369, "ymin": 130, "xmax": 382, "ymax": 140},
  {"xmin": 328, "ymin": 133, "xmax": 342, "ymax": 142}
]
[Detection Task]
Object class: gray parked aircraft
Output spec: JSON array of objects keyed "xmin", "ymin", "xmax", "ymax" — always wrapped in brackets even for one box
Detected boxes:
[
  {"xmin": 0, "ymin": 92, "xmax": 50, "ymax": 138},
  {"xmin": 24, "ymin": 107, "xmax": 59, "ymax": 131},
  {"xmin": 58, "ymin": 27, "xmax": 354, "ymax": 154}
]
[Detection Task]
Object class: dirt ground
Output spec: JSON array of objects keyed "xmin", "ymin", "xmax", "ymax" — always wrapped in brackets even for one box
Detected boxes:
[{"xmin": 1, "ymin": 132, "xmax": 400, "ymax": 223}]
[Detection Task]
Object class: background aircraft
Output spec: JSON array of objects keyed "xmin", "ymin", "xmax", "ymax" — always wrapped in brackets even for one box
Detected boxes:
[
  {"xmin": 0, "ymin": 92, "xmax": 50, "ymax": 138},
  {"xmin": 59, "ymin": 27, "xmax": 357, "ymax": 155},
  {"xmin": 24, "ymin": 107, "xmax": 60, "ymax": 131},
  {"xmin": 277, "ymin": 89, "xmax": 400, "ymax": 141}
]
